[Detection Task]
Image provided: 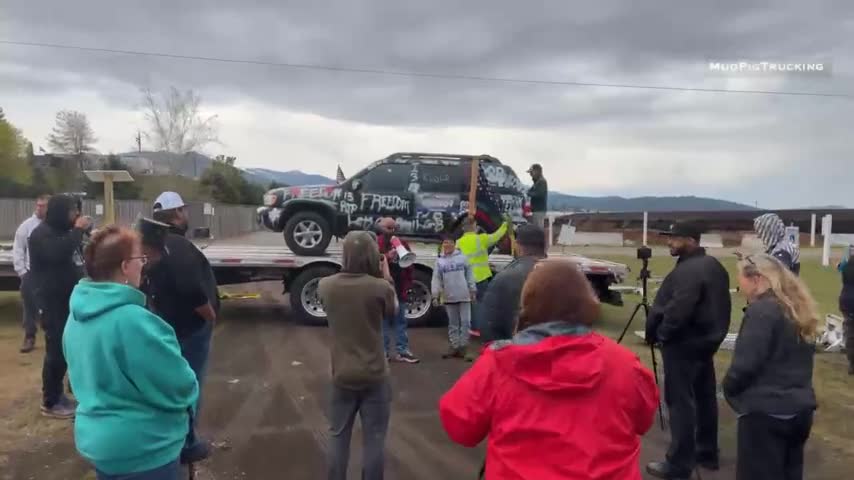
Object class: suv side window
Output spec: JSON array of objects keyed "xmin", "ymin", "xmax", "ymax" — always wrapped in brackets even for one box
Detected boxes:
[
  {"xmin": 360, "ymin": 163, "xmax": 412, "ymax": 191},
  {"xmin": 417, "ymin": 164, "xmax": 465, "ymax": 194}
]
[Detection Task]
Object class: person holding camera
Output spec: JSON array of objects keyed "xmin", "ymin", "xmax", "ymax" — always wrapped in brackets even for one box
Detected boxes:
[
  {"xmin": 432, "ymin": 236, "xmax": 477, "ymax": 360},
  {"xmin": 63, "ymin": 226, "xmax": 198, "ymax": 480},
  {"xmin": 28, "ymin": 194, "xmax": 90, "ymax": 419},
  {"xmin": 645, "ymin": 222, "xmax": 732, "ymax": 479},
  {"xmin": 319, "ymin": 231, "xmax": 398, "ymax": 480},
  {"xmin": 439, "ymin": 259, "xmax": 659, "ymax": 479},
  {"xmin": 723, "ymin": 254, "xmax": 817, "ymax": 480}
]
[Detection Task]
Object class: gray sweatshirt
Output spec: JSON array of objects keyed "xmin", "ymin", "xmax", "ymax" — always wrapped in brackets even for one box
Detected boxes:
[{"xmin": 432, "ymin": 249, "xmax": 476, "ymax": 303}]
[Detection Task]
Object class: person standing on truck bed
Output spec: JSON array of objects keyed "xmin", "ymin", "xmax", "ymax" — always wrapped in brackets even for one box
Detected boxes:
[
  {"xmin": 527, "ymin": 163, "xmax": 548, "ymax": 229},
  {"xmin": 28, "ymin": 194, "xmax": 90, "ymax": 419},
  {"xmin": 13, "ymin": 194, "xmax": 49, "ymax": 354},
  {"xmin": 375, "ymin": 217, "xmax": 420, "ymax": 364},
  {"xmin": 456, "ymin": 216, "xmax": 509, "ymax": 338},
  {"xmin": 145, "ymin": 192, "xmax": 218, "ymax": 464}
]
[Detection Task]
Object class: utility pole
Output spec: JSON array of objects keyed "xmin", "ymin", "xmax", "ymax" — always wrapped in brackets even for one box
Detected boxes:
[{"xmin": 135, "ymin": 131, "xmax": 142, "ymax": 153}]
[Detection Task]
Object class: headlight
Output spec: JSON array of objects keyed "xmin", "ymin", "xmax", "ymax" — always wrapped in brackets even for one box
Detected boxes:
[{"xmin": 263, "ymin": 194, "xmax": 278, "ymax": 206}]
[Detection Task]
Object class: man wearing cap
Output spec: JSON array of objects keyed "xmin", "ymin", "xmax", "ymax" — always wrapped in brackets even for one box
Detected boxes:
[
  {"xmin": 478, "ymin": 224, "xmax": 547, "ymax": 345},
  {"xmin": 645, "ymin": 222, "xmax": 732, "ymax": 479},
  {"xmin": 144, "ymin": 192, "xmax": 219, "ymax": 462},
  {"xmin": 526, "ymin": 164, "xmax": 548, "ymax": 229}
]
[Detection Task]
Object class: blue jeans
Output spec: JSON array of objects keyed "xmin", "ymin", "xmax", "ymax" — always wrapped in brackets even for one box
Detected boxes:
[
  {"xmin": 382, "ymin": 294, "xmax": 409, "ymax": 355},
  {"xmin": 328, "ymin": 381, "xmax": 391, "ymax": 480},
  {"xmin": 96, "ymin": 460, "xmax": 180, "ymax": 480},
  {"xmin": 178, "ymin": 321, "xmax": 213, "ymax": 449}
]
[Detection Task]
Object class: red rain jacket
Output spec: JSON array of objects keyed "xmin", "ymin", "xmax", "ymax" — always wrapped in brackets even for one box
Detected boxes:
[{"xmin": 439, "ymin": 324, "xmax": 659, "ymax": 480}]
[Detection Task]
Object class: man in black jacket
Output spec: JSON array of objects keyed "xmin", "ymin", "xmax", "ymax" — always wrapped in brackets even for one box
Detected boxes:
[
  {"xmin": 28, "ymin": 194, "xmax": 90, "ymax": 419},
  {"xmin": 479, "ymin": 224, "xmax": 547, "ymax": 343},
  {"xmin": 645, "ymin": 222, "xmax": 731, "ymax": 480},
  {"xmin": 144, "ymin": 192, "xmax": 218, "ymax": 461}
]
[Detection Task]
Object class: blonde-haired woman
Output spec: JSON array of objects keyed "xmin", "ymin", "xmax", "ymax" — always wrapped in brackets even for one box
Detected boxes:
[{"xmin": 723, "ymin": 254, "xmax": 818, "ymax": 480}]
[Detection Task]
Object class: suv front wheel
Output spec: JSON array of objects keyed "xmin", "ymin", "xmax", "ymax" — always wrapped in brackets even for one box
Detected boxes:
[{"xmin": 284, "ymin": 211, "xmax": 333, "ymax": 256}]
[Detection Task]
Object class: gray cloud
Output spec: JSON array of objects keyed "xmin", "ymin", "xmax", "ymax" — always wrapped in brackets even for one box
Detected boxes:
[{"xmin": 1, "ymin": 0, "xmax": 853, "ymax": 207}]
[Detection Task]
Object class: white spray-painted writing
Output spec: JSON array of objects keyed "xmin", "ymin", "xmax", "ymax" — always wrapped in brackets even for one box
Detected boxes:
[{"xmin": 361, "ymin": 193, "xmax": 411, "ymax": 213}]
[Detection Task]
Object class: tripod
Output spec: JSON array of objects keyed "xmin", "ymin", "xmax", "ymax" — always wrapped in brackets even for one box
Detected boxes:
[{"xmin": 617, "ymin": 256, "xmax": 666, "ymax": 431}]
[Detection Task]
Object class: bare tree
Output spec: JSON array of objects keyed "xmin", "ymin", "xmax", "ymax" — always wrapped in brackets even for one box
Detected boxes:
[
  {"xmin": 47, "ymin": 110, "xmax": 97, "ymax": 154},
  {"xmin": 141, "ymin": 87, "xmax": 220, "ymax": 153}
]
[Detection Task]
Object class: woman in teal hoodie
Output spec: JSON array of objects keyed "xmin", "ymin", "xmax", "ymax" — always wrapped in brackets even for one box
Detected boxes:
[{"xmin": 63, "ymin": 225, "xmax": 199, "ymax": 480}]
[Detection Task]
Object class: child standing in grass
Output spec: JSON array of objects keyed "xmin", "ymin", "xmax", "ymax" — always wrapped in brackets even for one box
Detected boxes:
[{"xmin": 432, "ymin": 237, "xmax": 477, "ymax": 360}]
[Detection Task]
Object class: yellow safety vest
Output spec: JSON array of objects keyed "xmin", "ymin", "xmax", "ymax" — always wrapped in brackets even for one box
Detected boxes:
[{"xmin": 456, "ymin": 222, "xmax": 509, "ymax": 283}]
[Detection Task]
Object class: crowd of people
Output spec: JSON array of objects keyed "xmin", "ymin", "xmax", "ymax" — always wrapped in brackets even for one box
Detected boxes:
[{"xmin": 6, "ymin": 161, "xmax": 848, "ymax": 479}]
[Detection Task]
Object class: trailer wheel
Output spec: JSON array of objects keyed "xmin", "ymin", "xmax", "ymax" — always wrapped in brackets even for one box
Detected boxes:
[
  {"xmin": 284, "ymin": 211, "xmax": 333, "ymax": 256},
  {"xmin": 290, "ymin": 265, "xmax": 338, "ymax": 325},
  {"xmin": 405, "ymin": 269, "xmax": 434, "ymax": 327}
]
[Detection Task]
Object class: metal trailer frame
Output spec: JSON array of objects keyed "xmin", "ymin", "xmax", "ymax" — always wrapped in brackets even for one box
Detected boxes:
[{"xmin": 0, "ymin": 243, "xmax": 629, "ymax": 325}]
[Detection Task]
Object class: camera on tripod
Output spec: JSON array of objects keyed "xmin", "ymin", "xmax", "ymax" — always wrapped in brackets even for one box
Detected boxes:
[{"xmin": 637, "ymin": 245, "xmax": 652, "ymax": 260}]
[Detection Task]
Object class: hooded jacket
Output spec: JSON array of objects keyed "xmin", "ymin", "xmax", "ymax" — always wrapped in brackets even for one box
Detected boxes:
[
  {"xmin": 478, "ymin": 255, "xmax": 541, "ymax": 342},
  {"xmin": 63, "ymin": 280, "xmax": 198, "ymax": 475},
  {"xmin": 754, "ymin": 213, "xmax": 800, "ymax": 275},
  {"xmin": 838, "ymin": 254, "xmax": 854, "ymax": 314},
  {"xmin": 28, "ymin": 194, "xmax": 85, "ymax": 315},
  {"xmin": 432, "ymin": 248, "xmax": 476, "ymax": 303},
  {"xmin": 319, "ymin": 231, "xmax": 397, "ymax": 389},
  {"xmin": 439, "ymin": 322, "xmax": 659, "ymax": 480}
]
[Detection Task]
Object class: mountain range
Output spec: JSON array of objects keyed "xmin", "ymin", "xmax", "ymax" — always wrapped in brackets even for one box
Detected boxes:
[{"xmin": 118, "ymin": 151, "xmax": 754, "ymax": 212}]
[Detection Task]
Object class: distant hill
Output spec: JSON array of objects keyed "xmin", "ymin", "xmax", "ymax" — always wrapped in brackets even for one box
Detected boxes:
[
  {"xmin": 548, "ymin": 192, "xmax": 755, "ymax": 212},
  {"xmin": 243, "ymin": 168, "xmax": 335, "ymax": 187}
]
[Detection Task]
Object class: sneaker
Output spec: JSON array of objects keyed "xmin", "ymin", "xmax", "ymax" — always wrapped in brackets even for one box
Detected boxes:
[
  {"xmin": 696, "ymin": 452, "xmax": 720, "ymax": 471},
  {"xmin": 395, "ymin": 351, "xmax": 420, "ymax": 364},
  {"xmin": 20, "ymin": 337, "xmax": 35, "ymax": 353},
  {"xmin": 468, "ymin": 329, "xmax": 481, "ymax": 338},
  {"xmin": 645, "ymin": 461, "xmax": 691, "ymax": 480},
  {"xmin": 40, "ymin": 401, "xmax": 75, "ymax": 419},
  {"xmin": 59, "ymin": 395, "xmax": 78, "ymax": 410}
]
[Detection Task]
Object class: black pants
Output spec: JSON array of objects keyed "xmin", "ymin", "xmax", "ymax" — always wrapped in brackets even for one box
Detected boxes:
[
  {"xmin": 661, "ymin": 346, "xmax": 719, "ymax": 473},
  {"xmin": 41, "ymin": 305, "xmax": 69, "ymax": 408},
  {"xmin": 844, "ymin": 312, "xmax": 854, "ymax": 370},
  {"xmin": 737, "ymin": 411, "xmax": 813, "ymax": 480}
]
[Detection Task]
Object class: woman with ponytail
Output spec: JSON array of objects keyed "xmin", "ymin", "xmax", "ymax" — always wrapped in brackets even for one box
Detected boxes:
[{"xmin": 724, "ymin": 253, "xmax": 818, "ymax": 480}]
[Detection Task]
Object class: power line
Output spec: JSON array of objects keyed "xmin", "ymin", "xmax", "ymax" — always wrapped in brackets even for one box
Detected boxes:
[{"xmin": 1, "ymin": 39, "xmax": 851, "ymax": 99}]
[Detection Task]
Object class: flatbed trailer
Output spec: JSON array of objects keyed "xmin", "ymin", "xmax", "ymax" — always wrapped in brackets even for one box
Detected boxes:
[{"xmin": 0, "ymin": 243, "xmax": 629, "ymax": 325}]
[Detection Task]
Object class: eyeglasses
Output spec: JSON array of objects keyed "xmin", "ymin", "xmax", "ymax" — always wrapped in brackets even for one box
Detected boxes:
[{"xmin": 128, "ymin": 255, "xmax": 149, "ymax": 265}]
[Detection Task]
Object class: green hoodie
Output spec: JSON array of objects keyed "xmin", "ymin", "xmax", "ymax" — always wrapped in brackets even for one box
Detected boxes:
[{"xmin": 63, "ymin": 280, "xmax": 199, "ymax": 475}]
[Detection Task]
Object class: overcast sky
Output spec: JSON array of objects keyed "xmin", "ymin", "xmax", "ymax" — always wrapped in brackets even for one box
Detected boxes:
[{"xmin": 2, "ymin": 0, "xmax": 852, "ymax": 208}]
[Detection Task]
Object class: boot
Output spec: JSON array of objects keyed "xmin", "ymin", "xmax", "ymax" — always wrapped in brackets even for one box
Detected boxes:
[{"xmin": 441, "ymin": 346, "xmax": 460, "ymax": 359}]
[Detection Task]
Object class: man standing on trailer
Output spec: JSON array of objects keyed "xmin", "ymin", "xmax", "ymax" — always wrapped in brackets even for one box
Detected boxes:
[
  {"xmin": 527, "ymin": 164, "xmax": 548, "ymax": 229},
  {"xmin": 145, "ymin": 192, "xmax": 219, "ymax": 463}
]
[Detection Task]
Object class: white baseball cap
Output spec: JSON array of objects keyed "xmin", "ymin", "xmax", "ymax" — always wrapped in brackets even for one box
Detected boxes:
[{"xmin": 153, "ymin": 191, "xmax": 185, "ymax": 212}]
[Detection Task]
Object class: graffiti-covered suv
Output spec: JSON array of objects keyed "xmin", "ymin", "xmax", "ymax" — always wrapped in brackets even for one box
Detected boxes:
[{"xmin": 257, "ymin": 152, "xmax": 531, "ymax": 256}]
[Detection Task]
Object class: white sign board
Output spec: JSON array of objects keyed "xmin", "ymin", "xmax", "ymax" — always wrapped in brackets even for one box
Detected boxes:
[
  {"xmin": 785, "ymin": 226, "xmax": 800, "ymax": 246},
  {"xmin": 95, "ymin": 204, "xmax": 104, "ymax": 215},
  {"xmin": 203, "ymin": 203, "xmax": 213, "ymax": 215}
]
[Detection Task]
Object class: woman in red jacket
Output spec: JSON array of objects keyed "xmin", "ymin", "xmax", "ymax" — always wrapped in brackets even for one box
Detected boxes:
[{"xmin": 439, "ymin": 259, "xmax": 659, "ymax": 480}]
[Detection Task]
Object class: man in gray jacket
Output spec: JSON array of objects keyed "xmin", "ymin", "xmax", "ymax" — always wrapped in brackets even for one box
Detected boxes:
[
  {"xmin": 13, "ymin": 194, "xmax": 50, "ymax": 353},
  {"xmin": 479, "ymin": 224, "xmax": 547, "ymax": 342}
]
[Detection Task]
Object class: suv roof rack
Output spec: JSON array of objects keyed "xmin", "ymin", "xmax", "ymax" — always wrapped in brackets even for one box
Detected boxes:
[{"xmin": 385, "ymin": 152, "xmax": 500, "ymax": 163}]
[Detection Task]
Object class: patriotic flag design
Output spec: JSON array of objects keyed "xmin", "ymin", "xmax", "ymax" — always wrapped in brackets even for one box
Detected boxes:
[
  {"xmin": 476, "ymin": 160, "xmax": 503, "ymax": 216},
  {"xmin": 336, "ymin": 165, "xmax": 346, "ymax": 184}
]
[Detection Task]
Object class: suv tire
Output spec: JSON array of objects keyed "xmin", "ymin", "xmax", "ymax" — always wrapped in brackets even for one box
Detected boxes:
[
  {"xmin": 289, "ymin": 265, "xmax": 338, "ymax": 325},
  {"xmin": 284, "ymin": 211, "xmax": 333, "ymax": 256}
]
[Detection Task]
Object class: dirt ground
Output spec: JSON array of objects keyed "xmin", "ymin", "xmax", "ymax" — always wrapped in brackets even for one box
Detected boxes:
[{"xmin": 0, "ymin": 233, "xmax": 852, "ymax": 479}]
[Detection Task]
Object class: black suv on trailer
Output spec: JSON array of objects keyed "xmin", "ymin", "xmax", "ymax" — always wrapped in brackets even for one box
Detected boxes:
[{"xmin": 257, "ymin": 152, "xmax": 531, "ymax": 255}]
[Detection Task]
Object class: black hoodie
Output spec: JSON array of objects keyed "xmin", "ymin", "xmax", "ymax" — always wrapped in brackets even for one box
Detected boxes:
[{"xmin": 28, "ymin": 194, "xmax": 85, "ymax": 315}]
